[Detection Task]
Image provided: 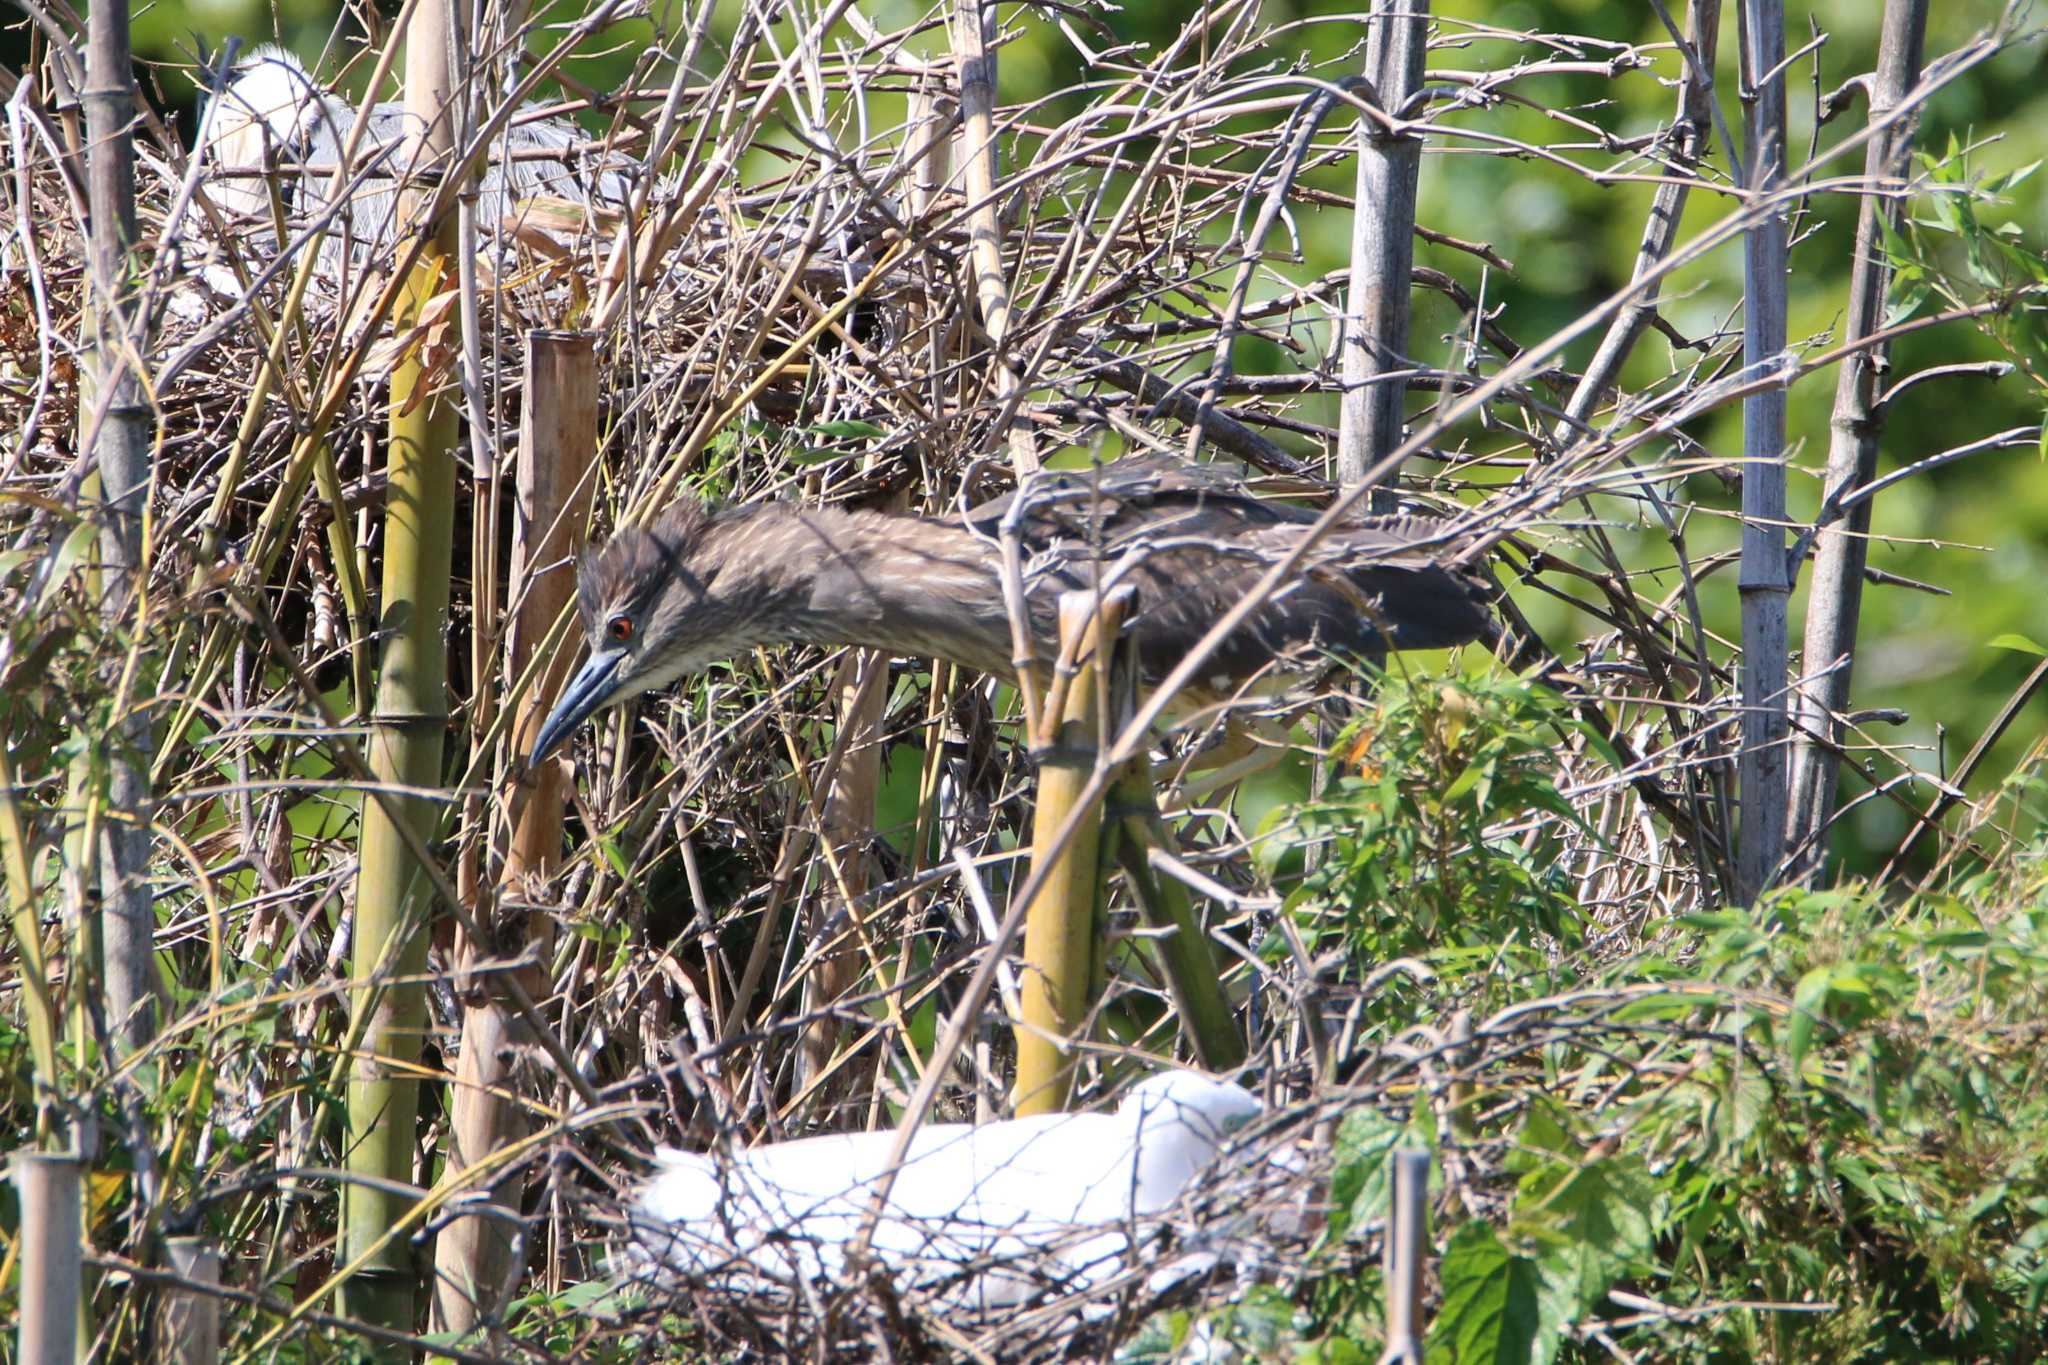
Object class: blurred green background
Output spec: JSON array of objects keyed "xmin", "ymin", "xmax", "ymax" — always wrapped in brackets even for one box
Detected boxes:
[{"xmin": 85, "ymin": 0, "xmax": 2048, "ymax": 873}]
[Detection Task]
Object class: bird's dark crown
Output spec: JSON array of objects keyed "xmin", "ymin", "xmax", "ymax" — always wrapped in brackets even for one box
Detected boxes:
[{"xmin": 577, "ymin": 500, "xmax": 715, "ymax": 630}]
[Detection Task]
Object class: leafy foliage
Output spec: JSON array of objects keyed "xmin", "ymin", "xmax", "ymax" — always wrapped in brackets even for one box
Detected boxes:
[
  {"xmin": 1271, "ymin": 673, "xmax": 1593, "ymax": 1029},
  {"xmin": 1205, "ymin": 694, "xmax": 2048, "ymax": 1363}
]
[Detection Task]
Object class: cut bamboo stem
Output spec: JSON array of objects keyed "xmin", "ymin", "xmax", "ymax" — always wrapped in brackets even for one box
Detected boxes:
[
  {"xmin": 342, "ymin": 0, "xmax": 460, "ymax": 1330},
  {"xmin": 431, "ymin": 331, "xmax": 598, "ymax": 1336},
  {"xmin": 1012, "ymin": 589, "xmax": 1126, "ymax": 1116},
  {"xmin": 1785, "ymin": 0, "xmax": 1931, "ymax": 882},
  {"xmin": 14, "ymin": 1151, "xmax": 82, "ymax": 1365},
  {"xmin": 159, "ymin": 1237, "xmax": 221, "ymax": 1365}
]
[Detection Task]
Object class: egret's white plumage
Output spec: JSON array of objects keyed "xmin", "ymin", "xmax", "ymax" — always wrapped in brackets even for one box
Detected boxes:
[
  {"xmin": 197, "ymin": 45, "xmax": 629, "ymax": 263},
  {"xmin": 621, "ymin": 1072, "xmax": 1278, "ymax": 1309}
]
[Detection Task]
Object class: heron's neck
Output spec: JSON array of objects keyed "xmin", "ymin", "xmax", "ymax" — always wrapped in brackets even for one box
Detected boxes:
[{"xmin": 716, "ymin": 505, "xmax": 1018, "ymax": 677}]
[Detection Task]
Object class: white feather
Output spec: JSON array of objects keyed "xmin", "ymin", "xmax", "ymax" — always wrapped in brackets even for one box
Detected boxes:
[
  {"xmin": 196, "ymin": 44, "xmax": 629, "ymax": 266},
  {"xmin": 620, "ymin": 1072, "xmax": 1277, "ymax": 1309}
]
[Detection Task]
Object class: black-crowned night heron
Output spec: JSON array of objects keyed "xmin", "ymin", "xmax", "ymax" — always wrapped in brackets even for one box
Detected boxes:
[{"xmin": 528, "ymin": 458, "xmax": 1489, "ymax": 767}]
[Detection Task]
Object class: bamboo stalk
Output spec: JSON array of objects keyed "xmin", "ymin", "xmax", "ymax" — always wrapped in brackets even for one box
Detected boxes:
[
  {"xmin": 1109, "ymin": 771, "xmax": 1245, "ymax": 1072},
  {"xmin": 1013, "ymin": 589, "xmax": 1126, "ymax": 1116},
  {"xmin": 1736, "ymin": 0, "xmax": 1792, "ymax": 901},
  {"xmin": 952, "ymin": 0, "xmax": 1039, "ymax": 476},
  {"xmin": 0, "ymin": 748, "xmax": 60, "ymax": 1140},
  {"xmin": 80, "ymin": 0, "xmax": 157, "ymax": 1057},
  {"xmin": 431, "ymin": 331, "xmax": 598, "ymax": 1335},
  {"xmin": 798, "ymin": 649, "xmax": 888, "ymax": 1095},
  {"xmin": 342, "ymin": 0, "xmax": 461, "ymax": 1330},
  {"xmin": 1339, "ymin": 0, "xmax": 1430, "ymax": 507},
  {"xmin": 1559, "ymin": 0, "xmax": 1723, "ymax": 430},
  {"xmin": 14, "ymin": 1151, "xmax": 82, "ymax": 1365},
  {"xmin": 1785, "ymin": 0, "xmax": 1931, "ymax": 882}
]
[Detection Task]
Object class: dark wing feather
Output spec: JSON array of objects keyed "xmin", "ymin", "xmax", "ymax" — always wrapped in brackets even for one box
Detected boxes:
[
  {"xmin": 970, "ymin": 459, "xmax": 1489, "ymax": 680},
  {"xmin": 966, "ymin": 454, "xmax": 1308, "ymax": 541}
]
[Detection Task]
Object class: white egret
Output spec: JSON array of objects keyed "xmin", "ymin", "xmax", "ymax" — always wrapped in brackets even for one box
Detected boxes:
[
  {"xmin": 619, "ymin": 1072, "xmax": 1286, "ymax": 1311},
  {"xmin": 197, "ymin": 45, "xmax": 629, "ymax": 266}
]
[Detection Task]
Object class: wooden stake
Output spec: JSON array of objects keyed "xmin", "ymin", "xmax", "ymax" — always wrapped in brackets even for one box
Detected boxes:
[
  {"xmin": 432, "ymin": 331, "xmax": 598, "ymax": 1335},
  {"xmin": 1381, "ymin": 1148, "xmax": 1432, "ymax": 1364},
  {"xmin": 160, "ymin": 1237, "xmax": 221, "ymax": 1365}
]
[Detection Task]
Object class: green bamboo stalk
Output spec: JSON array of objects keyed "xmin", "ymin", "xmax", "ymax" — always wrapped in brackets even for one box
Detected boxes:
[
  {"xmin": 0, "ymin": 749, "xmax": 60, "ymax": 1144},
  {"xmin": 1012, "ymin": 590, "xmax": 1124, "ymax": 1116},
  {"xmin": 1108, "ymin": 771, "xmax": 1245, "ymax": 1071},
  {"xmin": 341, "ymin": 4, "xmax": 460, "ymax": 1330}
]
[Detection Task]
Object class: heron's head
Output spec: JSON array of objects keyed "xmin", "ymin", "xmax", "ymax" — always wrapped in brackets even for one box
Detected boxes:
[{"xmin": 526, "ymin": 502, "xmax": 772, "ymax": 767}]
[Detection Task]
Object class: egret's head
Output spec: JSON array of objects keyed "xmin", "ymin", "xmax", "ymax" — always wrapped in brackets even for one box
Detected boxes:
[
  {"xmin": 1122, "ymin": 1072, "xmax": 1264, "ymax": 1142},
  {"xmin": 202, "ymin": 46, "xmax": 332, "ymax": 219}
]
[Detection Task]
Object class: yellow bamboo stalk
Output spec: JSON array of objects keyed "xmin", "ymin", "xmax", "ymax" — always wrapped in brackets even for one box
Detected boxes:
[
  {"xmin": 340, "ymin": 4, "xmax": 460, "ymax": 1330},
  {"xmin": 1011, "ymin": 589, "xmax": 1127, "ymax": 1116},
  {"xmin": 0, "ymin": 748, "xmax": 59, "ymax": 1142}
]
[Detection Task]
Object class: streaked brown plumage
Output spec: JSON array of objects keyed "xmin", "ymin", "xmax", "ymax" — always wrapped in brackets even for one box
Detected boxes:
[{"xmin": 528, "ymin": 458, "xmax": 1491, "ymax": 765}]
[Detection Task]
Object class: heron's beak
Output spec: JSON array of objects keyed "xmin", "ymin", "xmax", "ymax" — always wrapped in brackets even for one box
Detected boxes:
[{"xmin": 527, "ymin": 647, "xmax": 629, "ymax": 769}]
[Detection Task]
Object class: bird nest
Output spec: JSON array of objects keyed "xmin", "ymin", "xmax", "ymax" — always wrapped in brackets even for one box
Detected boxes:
[{"xmin": 554, "ymin": 1088, "xmax": 1325, "ymax": 1362}]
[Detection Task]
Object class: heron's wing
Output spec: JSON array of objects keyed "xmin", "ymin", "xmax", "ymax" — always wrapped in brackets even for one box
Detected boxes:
[
  {"xmin": 966, "ymin": 455, "xmax": 1307, "ymax": 542},
  {"xmin": 963, "ymin": 458, "xmax": 1489, "ymax": 678},
  {"xmin": 1028, "ymin": 512, "xmax": 1490, "ymax": 680}
]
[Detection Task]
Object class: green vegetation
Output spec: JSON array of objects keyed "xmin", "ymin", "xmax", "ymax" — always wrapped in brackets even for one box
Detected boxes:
[{"xmin": 1160, "ymin": 677, "xmax": 2048, "ymax": 1361}]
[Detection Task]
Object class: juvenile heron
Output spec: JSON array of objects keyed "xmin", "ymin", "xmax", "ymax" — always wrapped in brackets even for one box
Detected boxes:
[{"xmin": 527, "ymin": 458, "xmax": 1491, "ymax": 766}]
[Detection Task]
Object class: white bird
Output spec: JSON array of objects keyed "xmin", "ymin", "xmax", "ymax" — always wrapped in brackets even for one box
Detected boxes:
[
  {"xmin": 620, "ymin": 1071, "xmax": 1281, "ymax": 1310},
  {"xmin": 197, "ymin": 45, "xmax": 629, "ymax": 265}
]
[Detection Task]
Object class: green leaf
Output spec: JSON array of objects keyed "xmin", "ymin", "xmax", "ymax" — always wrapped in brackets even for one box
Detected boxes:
[
  {"xmin": 807, "ymin": 419, "xmax": 887, "ymax": 440},
  {"xmin": 30, "ymin": 517, "xmax": 98, "ymax": 615},
  {"xmin": 1328, "ymin": 1108, "xmax": 1409, "ymax": 1241},
  {"xmin": 1986, "ymin": 159, "xmax": 2041, "ymax": 195},
  {"xmin": 1884, "ymin": 278, "xmax": 1932, "ymax": 329},
  {"xmin": 1442, "ymin": 762, "xmax": 1482, "ymax": 803},
  {"xmin": 1430, "ymin": 1220, "xmax": 1545, "ymax": 1365},
  {"xmin": 1513, "ymin": 1150, "xmax": 1662, "ymax": 1338},
  {"xmin": 1989, "ymin": 633, "xmax": 2048, "ymax": 657},
  {"xmin": 1787, "ymin": 965, "xmax": 1834, "ymax": 1072}
]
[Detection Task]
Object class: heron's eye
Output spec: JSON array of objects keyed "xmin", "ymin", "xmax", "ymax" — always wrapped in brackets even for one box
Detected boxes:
[{"xmin": 608, "ymin": 614, "xmax": 634, "ymax": 644}]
